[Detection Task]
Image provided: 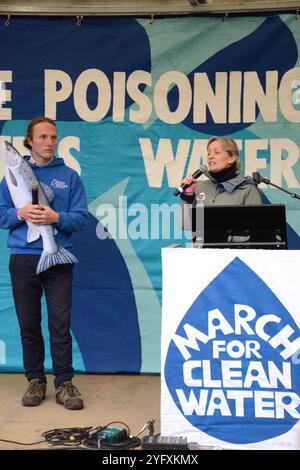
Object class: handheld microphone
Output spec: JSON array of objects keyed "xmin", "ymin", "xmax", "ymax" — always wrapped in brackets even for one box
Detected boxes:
[
  {"xmin": 252, "ymin": 172, "xmax": 270, "ymax": 185},
  {"xmin": 31, "ymin": 181, "xmax": 39, "ymax": 205},
  {"xmin": 174, "ymin": 165, "xmax": 207, "ymax": 197}
]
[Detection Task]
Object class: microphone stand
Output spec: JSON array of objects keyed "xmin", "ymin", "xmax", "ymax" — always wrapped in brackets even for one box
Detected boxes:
[{"xmin": 256, "ymin": 175, "xmax": 300, "ymax": 200}]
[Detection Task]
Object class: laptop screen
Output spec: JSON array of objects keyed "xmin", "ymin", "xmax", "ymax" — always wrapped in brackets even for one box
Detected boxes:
[{"xmin": 190, "ymin": 204, "xmax": 287, "ymax": 249}]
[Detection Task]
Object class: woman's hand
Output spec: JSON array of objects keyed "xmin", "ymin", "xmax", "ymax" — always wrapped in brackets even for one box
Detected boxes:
[{"xmin": 181, "ymin": 174, "xmax": 197, "ymax": 192}]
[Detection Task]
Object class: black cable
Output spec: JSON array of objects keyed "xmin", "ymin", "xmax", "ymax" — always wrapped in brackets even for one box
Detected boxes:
[
  {"xmin": 0, "ymin": 438, "xmax": 46, "ymax": 446},
  {"xmin": 0, "ymin": 419, "xmax": 154, "ymax": 449},
  {"xmin": 100, "ymin": 420, "xmax": 131, "ymax": 435},
  {"xmin": 42, "ymin": 426, "xmax": 93, "ymax": 447}
]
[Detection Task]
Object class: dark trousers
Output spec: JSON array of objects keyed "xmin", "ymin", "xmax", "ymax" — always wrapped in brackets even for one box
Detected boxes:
[{"xmin": 9, "ymin": 254, "xmax": 74, "ymax": 388}]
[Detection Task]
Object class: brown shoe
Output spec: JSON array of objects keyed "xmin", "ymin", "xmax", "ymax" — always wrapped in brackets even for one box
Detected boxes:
[
  {"xmin": 22, "ymin": 379, "xmax": 46, "ymax": 407},
  {"xmin": 55, "ymin": 380, "xmax": 84, "ymax": 410}
]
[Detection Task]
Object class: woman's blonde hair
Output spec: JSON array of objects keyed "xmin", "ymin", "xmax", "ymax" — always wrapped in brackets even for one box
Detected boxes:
[{"xmin": 207, "ymin": 137, "xmax": 242, "ymax": 172}]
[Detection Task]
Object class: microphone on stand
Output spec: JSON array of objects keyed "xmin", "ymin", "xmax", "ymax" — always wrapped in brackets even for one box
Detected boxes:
[
  {"xmin": 252, "ymin": 171, "xmax": 300, "ymax": 200},
  {"xmin": 31, "ymin": 181, "xmax": 39, "ymax": 205},
  {"xmin": 174, "ymin": 165, "xmax": 207, "ymax": 197},
  {"xmin": 252, "ymin": 172, "xmax": 270, "ymax": 185}
]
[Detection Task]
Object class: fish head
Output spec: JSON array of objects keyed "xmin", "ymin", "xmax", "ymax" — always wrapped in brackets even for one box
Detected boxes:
[
  {"xmin": 1, "ymin": 141, "xmax": 31, "ymax": 203},
  {"xmin": 1, "ymin": 141, "xmax": 43, "ymax": 208},
  {"xmin": 1, "ymin": 141, "xmax": 22, "ymax": 169}
]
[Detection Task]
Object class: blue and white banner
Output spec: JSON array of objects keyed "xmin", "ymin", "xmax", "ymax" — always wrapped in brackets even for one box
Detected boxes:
[
  {"xmin": 161, "ymin": 248, "xmax": 300, "ymax": 449},
  {"xmin": 1, "ymin": 14, "xmax": 300, "ymax": 374}
]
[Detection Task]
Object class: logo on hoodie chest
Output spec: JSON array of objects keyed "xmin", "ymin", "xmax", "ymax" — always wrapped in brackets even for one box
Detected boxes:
[{"xmin": 51, "ymin": 179, "xmax": 68, "ymax": 190}]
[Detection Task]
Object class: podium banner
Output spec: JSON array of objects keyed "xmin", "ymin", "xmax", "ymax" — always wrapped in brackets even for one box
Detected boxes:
[{"xmin": 161, "ymin": 248, "xmax": 300, "ymax": 449}]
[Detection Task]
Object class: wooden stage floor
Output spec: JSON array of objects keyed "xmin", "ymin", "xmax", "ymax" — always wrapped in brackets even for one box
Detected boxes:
[{"xmin": 0, "ymin": 373, "xmax": 160, "ymax": 450}]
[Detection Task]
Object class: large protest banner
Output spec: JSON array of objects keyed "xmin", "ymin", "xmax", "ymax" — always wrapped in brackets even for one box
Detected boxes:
[{"xmin": 0, "ymin": 14, "xmax": 300, "ymax": 374}]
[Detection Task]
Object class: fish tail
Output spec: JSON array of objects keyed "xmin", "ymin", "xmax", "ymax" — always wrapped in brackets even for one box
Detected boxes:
[{"xmin": 36, "ymin": 247, "xmax": 78, "ymax": 274}]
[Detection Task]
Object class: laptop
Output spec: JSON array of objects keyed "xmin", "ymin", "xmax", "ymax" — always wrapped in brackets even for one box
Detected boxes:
[{"xmin": 190, "ymin": 204, "xmax": 287, "ymax": 249}]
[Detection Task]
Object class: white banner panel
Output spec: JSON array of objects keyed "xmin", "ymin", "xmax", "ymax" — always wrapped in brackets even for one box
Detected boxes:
[{"xmin": 161, "ymin": 248, "xmax": 300, "ymax": 449}]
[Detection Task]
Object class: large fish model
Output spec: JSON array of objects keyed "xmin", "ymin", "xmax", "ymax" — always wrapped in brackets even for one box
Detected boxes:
[{"xmin": 1, "ymin": 141, "xmax": 78, "ymax": 274}]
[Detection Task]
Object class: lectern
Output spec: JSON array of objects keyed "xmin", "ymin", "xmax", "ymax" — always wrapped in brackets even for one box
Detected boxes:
[{"xmin": 190, "ymin": 204, "xmax": 287, "ymax": 249}]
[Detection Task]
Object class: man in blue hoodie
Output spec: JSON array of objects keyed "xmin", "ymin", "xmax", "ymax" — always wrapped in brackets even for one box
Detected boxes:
[{"xmin": 0, "ymin": 117, "xmax": 88, "ymax": 410}]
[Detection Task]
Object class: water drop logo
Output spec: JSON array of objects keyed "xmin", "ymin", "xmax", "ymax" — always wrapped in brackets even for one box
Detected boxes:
[{"xmin": 165, "ymin": 257, "xmax": 300, "ymax": 444}]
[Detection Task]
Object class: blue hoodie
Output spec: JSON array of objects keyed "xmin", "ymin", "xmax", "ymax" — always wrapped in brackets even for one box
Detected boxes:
[{"xmin": 0, "ymin": 156, "xmax": 88, "ymax": 254}]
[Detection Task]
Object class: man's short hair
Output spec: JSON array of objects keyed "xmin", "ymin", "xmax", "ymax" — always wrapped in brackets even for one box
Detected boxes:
[{"xmin": 23, "ymin": 116, "xmax": 57, "ymax": 150}]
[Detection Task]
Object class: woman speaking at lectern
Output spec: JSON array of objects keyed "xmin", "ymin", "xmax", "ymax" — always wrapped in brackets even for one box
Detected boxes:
[{"xmin": 180, "ymin": 137, "xmax": 262, "ymax": 206}]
